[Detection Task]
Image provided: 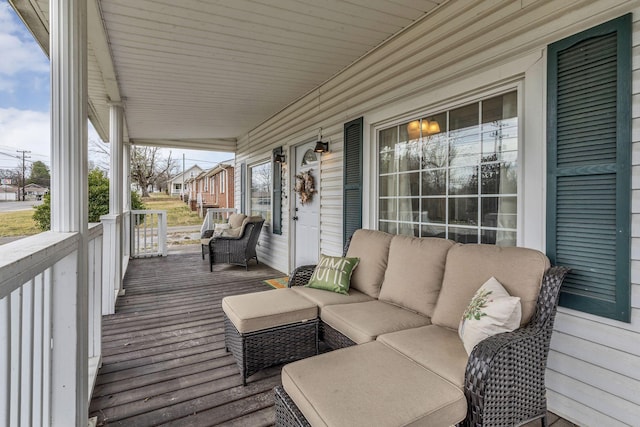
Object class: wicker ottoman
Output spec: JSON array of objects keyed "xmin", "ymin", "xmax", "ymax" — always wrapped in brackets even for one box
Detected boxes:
[{"xmin": 222, "ymin": 289, "xmax": 319, "ymax": 385}]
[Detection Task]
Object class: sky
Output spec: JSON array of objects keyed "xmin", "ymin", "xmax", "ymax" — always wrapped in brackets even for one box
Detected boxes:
[{"xmin": 0, "ymin": 0, "xmax": 232, "ymax": 176}]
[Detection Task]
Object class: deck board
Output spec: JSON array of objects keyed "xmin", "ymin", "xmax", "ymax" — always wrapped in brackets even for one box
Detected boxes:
[{"xmin": 90, "ymin": 252, "xmax": 285, "ymax": 426}]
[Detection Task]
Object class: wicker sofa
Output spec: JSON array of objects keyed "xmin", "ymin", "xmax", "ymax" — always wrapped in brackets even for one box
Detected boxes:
[{"xmin": 273, "ymin": 229, "xmax": 569, "ymax": 427}]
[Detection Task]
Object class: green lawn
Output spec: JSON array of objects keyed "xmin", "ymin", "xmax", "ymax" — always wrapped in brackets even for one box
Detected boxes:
[
  {"xmin": 0, "ymin": 209, "xmax": 40, "ymax": 237},
  {"xmin": 0, "ymin": 195, "xmax": 202, "ymax": 238},
  {"xmin": 141, "ymin": 195, "xmax": 203, "ymax": 227}
]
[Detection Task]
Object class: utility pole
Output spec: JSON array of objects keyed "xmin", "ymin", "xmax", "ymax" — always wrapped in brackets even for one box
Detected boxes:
[
  {"xmin": 182, "ymin": 153, "xmax": 185, "ymax": 200},
  {"xmin": 17, "ymin": 150, "xmax": 31, "ymax": 201}
]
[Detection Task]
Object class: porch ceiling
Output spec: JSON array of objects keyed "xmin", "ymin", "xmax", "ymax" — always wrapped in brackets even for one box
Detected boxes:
[{"xmin": 10, "ymin": 0, "xmax": 442, "ymax": 152}]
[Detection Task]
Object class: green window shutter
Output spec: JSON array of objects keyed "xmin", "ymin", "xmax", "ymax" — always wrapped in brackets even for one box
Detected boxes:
[
  {"xmin": 547, "ymin": 14, "xmax": 631, "ymax": 322},
  {"xmin": 240, "ymin": 162, "xmax": 246, "ymax": 213},
  {"xmin": 272, "ymin": 147, "xmax": 283, "ymax": 235},
  {"xmin": 343, "ymin": 117, "xmax": 364, "ymax": 246}
]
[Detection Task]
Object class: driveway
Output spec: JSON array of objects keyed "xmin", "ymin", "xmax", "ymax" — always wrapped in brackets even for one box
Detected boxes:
[{"xmin": 0, "ymin": 200, "xmax": 42, "ymax": 212}]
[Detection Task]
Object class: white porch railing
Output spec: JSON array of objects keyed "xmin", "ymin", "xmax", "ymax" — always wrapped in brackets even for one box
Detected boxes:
[
  {"xmin": 0, "ymin": 223, "xmax": 104, "ymax": 426},
  {"xmin": 201, "ymin": 207, "xmax": 237, "ymax": 235},
  {"xmin": 130, "ymin": 210, "xmax": 167, "ymax": 258}
]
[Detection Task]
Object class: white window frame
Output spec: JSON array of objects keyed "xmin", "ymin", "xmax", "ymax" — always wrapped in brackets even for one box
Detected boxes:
[{"xmin": 219, "ymin": 170, "xmax": 226, "ymax": 193}]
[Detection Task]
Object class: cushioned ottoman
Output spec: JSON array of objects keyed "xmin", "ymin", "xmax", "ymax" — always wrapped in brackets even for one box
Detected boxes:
[
  {"xmin": 279, "ymin": 341, "xmax": 467, "ymax": 426},
  {"xmin": 222, "ymin": 289, "xmax": 319, "ymax": 385}
]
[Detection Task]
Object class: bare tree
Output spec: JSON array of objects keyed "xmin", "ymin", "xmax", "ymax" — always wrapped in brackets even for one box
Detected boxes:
[
  {"xmin": 130, "ymin": 147, "xmax": 177, "ymax": 197},
  {"xmin": 88, "ymin": 137, "xmax": 110, "ymax": 172}
]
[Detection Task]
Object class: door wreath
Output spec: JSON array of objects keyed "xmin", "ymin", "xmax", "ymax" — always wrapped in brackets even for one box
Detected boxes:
[{"xmin": 294, "ymin": 169, "xmax": 316, "ymax": 205}]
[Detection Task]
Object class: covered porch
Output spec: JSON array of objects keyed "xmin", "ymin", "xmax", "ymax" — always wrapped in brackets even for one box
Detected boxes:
[{"xmin": 2, "ymin": 0, "xmax": 640, "ymax": 426}]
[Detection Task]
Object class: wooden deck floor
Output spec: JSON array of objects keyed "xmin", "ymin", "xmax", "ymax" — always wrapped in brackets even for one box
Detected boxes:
[{"xmin": 90, "ymin": 252, "xmax": 287, "ymax": 426}]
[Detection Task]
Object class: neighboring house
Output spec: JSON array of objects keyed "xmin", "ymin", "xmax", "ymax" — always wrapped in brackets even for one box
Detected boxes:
[
  {"xmin": 21, "ymin": 183, "xmax": 49, "ymax": 200},
  {"xmin": 0, "ymin": 185, "xmax": 18, "ymax": 201},
  {"xmin": 168, "ymin": 164, "xmax": 203, "ymax": 198},
  {"xmin": 197, "ymin": 164, "xmax": 234, "ymax": 216}
]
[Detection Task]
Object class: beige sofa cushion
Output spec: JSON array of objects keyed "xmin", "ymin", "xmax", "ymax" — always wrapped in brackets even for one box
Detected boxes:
[
  {"xmin": 291, "ymin": 286, "xmax": 373, "ymax": 313},
  {"xmin": 378, "ymin": 236, "xmax": 454, "ymax": 317},
  {"xmin": 432, "ymin": 244, "xmax": 550, "ymax": 330},
  {"xmin": 282, "ymin": 341, "xmax": 467, "ymax": 427},
  {"xmin": 378, "ymin": 325, "xmax": 469, "ymax": 388},
  {"xmin": 221, "ymin": 289, "xmax": 317, "ymax": 333},
  {"xmin": 321, "ymin": 300, "xmax": 430, "ymax": 344},
  {"xmin": 345, "ymin": 229, "xmax": 393, "ymax": 298}
]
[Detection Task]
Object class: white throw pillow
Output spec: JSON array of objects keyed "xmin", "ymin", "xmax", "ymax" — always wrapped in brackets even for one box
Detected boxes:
[
  {"xmin": 213, "ymin": 223, "xmax": 231, "ymax": 237},
  {"xmin": 458, "ymin": 277, "xmax": 522, "ymax": 355}
]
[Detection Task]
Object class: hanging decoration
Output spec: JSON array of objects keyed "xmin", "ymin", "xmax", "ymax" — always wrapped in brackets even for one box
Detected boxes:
[{"xmin": 294, "ymin": 169, "xmax": 316, "ymax": 205}]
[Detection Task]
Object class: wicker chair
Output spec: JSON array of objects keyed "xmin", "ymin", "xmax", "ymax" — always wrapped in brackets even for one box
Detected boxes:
[
  {"xmin": 279, "ymin": 235, "xmax": 570, "ymax": 427},
  {"xmin": 209, "ymin": 219, "xmax": 264, "ymax": 270}
]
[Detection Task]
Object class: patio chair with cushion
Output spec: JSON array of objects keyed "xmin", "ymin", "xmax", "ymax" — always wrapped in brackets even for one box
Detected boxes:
[
  {"xmin": 209, "ymin": 216, "xmax": 264, "ymax": 270},
  {"xmin": 201, "ymin": 213, "xmax": 247, "ymax": 259}
]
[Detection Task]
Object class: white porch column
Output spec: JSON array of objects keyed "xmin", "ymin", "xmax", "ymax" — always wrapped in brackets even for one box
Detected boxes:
[
  {"xmin": 123, "ymin": 142, "xmax": 132, "ymax": 260},
  {"xmin": 109, "ymin": 103, "xmax": 123, "ymax": 214},
  {"xmin": 49, "ymin": 0, "xmax": 88, "ymax": 425},
  {"xmin": 101, "ymin": 103, "xmax": 125, "ymax": 313}
]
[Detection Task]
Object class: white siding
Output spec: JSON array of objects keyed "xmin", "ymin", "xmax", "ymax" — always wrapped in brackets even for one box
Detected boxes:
[{"xmin": 235, "ymin": 1, "xmax": 640, "ymax": 425}]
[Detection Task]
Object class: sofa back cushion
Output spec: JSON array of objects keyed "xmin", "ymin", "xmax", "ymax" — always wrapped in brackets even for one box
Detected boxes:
[
  {"xmin": 431, "ymin": 244, "xmax": 550, "ymax": 330},
  {"xmin": 378, "ymin": 236, "xmax": 454, "ymax": 317},
  {"xmin": 345, "ymin": 229, "xmax": 394, "ymax": 298}
]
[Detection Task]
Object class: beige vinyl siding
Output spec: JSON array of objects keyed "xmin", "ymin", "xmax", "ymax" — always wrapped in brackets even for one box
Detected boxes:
[{"xmin": 234, "ymin": 1, "xmax": 640, "ymax": 425}]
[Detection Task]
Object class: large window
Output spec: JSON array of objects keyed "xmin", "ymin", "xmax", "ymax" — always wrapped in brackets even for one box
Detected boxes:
[
  {"xmin": 378, "ymin": 91, "xmax": 518, "ymax": 245},
  {"xmin": 250, "ymin": 161, "xmax": 272, "ymax": 223}
]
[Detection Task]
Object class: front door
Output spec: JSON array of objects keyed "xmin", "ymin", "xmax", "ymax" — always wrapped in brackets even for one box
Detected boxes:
[{"xmin": 293, "ymin": 141, "xmax": 320, "ymax": 267}]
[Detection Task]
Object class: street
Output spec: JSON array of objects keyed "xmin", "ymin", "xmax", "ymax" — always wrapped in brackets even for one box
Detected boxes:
[{"xmin": 0, "ymin": 200, "xmax": 43, "ymax": 212}]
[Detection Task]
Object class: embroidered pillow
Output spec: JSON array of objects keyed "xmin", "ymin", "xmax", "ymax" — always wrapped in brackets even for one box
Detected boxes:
[
  {"xmin": 306, "ymin": 254, "xmax": 360, "ymax": 295},
  {"xmin": 458, "ymin": 277, "xmax": 522, "ymax": 355}
]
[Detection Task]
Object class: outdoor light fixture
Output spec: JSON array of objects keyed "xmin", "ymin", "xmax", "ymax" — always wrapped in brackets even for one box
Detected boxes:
[
  {"xmin": 313, "ymin": 128, "xmax": 329, "ymax": 153},
  {"xmin": 274, "ymin": 147, "xmax": 286, "ymax": 163}
]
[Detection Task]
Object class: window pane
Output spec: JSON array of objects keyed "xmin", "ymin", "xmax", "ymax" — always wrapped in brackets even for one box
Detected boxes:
[
  {"xmin": 379, "ymin": 221, "xmax": 397, "ymax": 234},
  {"xmin": 449, "ymin": 197, "xmax": 478, "ymax": 226},
  {"xmin": 422, "ymin": 169, "xmax": 446, "ymax": 195},
  {"xmin": 450, "ymin": 103, "xmax": 480, "ymax": 167},
  {"xmin": 481, "ymin": 197, "xmax": 517, "ymax": 228},
  {"xmin": 480, "ymin": 161, "xmax": 517, "ymax": 195},
  {"xmin": 449, "ymin": 166, "xmax": 477, "ymax": 195},
  {"xmin": 250, "ymin": 162, "xmax": 271, "ymax": 222},
  {"xmin": 379, "ymin": 127, "xmax": 398, "ymax": 174},
  {"xmin": 398, "ymin": 172, "xmax": 420, "ymax": 196},
  {"xmin": 379, "ymin": 175, "xmax": 396, "ymax": 197},
  {"xmin": 379, "ymin": 198, "xmax": 397, "ymax": 221},
  {"xmin": 421, "ymin": 198, "xmax": 446, "ymax": 223},
  {"xmin": 398, "ymin": 197, "xmax": 419, "ymax": 222}
]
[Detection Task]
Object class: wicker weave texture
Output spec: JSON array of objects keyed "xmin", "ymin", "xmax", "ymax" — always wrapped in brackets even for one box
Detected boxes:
[
  {"xmin": 321, "ymin": 321, "xmax": 356, "ymax": 349},
  {"xmin": 209, "ymin": 220, "xmax": 264, "ymax": 270},
  {"xmin": 224, "ymin": 316, "xmax": 319, "ymax": 385},
  {"xmin": 273, "ymin": 267, "xmax": 569, "ymax": 427}
]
